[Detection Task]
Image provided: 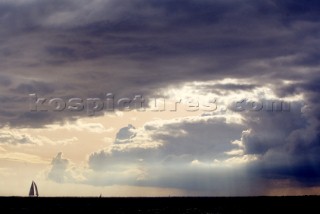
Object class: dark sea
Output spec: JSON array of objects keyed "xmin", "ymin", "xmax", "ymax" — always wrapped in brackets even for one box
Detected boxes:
[{"xmin": 0, "ymin": 196, "xmax": 318, "ymax": 213}]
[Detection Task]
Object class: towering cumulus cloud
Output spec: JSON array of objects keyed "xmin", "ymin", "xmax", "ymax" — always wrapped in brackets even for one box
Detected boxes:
[{"xmin": 48, "ymin": 152, "xmax": 70, "ymax": 183}]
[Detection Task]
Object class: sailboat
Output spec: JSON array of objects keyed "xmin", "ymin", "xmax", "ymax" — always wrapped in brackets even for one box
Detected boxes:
[{"xmin": 29, "ymin": 181, "xmax": 39, "ymax": 197}]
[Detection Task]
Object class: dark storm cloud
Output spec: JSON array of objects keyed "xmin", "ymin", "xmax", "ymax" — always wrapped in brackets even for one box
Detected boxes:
[
  {"xmin": 239, "ymin": 97, "xmax": 320, "ymax": 187},
  {"xmin": 248, "ymin": 151, "xmax": 320, "ymax": 186},
  {"xmin": 1, "ymin": 0, "xmax": 320, "ymax": 128},
  {"xmin": 275, "ymin": 0, "xmax": 320, "ymax": 21},
  {"xmin": 241, "ymin": 102, "xmax": 306, "ymax": 155}
]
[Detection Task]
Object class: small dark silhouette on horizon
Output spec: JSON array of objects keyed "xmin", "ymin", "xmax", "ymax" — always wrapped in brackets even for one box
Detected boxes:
[{"xmin": 29, "ymin": 181, "xmax": 39, "ymax": 197}]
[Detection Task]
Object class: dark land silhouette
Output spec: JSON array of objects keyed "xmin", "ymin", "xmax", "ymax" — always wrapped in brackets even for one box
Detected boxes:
[{"xmin": 0, "ymin": 196, "xmax": 319, "ymax": 213}]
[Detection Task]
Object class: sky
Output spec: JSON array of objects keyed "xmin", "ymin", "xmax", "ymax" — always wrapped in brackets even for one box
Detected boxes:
[{"xmin": 0, "ymin": 0, "xmax": 320, "ymax": 196}]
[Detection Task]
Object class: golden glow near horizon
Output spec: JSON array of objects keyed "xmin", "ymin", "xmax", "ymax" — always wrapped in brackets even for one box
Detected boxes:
[{"xmin": 0, "ymin": 95, "xmax": 212, "ymax": 196}]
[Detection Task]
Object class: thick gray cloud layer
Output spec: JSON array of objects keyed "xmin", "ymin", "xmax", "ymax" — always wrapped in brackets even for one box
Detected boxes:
[{"xmin": 0, "ymin": 0, "xmax": 319, "ymax": 127}]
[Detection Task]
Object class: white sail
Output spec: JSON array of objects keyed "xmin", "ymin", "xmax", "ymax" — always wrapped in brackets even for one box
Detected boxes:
[{"xmin": 29, "ymin": 181, "xmax": 39, "ymax": 197}]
